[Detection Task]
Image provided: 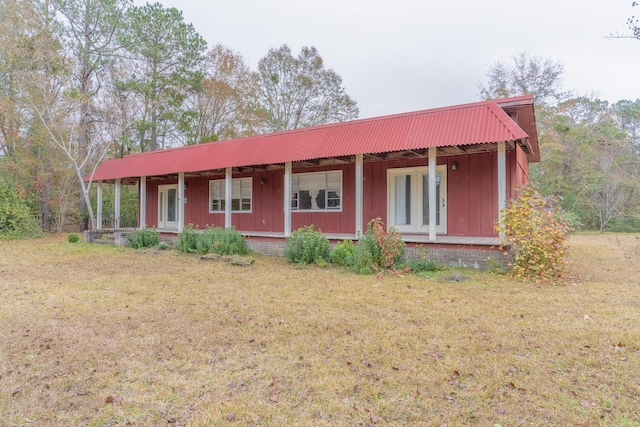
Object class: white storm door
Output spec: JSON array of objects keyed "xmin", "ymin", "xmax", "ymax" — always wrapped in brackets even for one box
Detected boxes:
[
  {"xmin": 419, "ymin": 167, "xmax": 447, "ymax": 234},
  {"xmin": 158, "ymin": 184, "xmax": 178, "ymax": 229},
  {"xmin": 390, "ymin": 173, "xmax": 414, "ymax": 233},
  {"xmin": 387, "ymin": 166, "xmax": 447, "ymax": 234}
]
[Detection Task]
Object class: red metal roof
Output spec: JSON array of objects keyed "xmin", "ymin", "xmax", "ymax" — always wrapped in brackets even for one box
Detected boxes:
[{"xmin": 88, "ymin": 95, "xmax": 536, "ymax": 182}]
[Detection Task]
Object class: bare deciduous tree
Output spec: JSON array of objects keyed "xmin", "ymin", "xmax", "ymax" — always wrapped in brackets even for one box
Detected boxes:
[
  {"xmin": 252, "ymin": 44, "xmax": 359, "ymax": 133},
  {"xmin": 478, "ymin": 52, "xmax": 568, "ymax": 106}
]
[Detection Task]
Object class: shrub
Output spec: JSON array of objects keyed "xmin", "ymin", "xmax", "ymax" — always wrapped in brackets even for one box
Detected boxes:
[
  {"xmin": 368, "ymin": 217, "xmax": 405, "ymax": 269},
  {"xmin": 344, "ymin": 218, "xmax": 405, "ymax": 274},
  {"xmin": 127, "ymin": 228, "xmax": 159, "ymax": 249},
  {"xmin": 200, "ymin": 226, "xmax": 248, "ymax": 255},
  {"xmin": 497, "ymin": 184, "xmax": 572, "ymax": 280},
  {"xmin": 177, "ymin": 224, "xmax": 248, "ymax": 255},
  {"xmin": 177, "ymin": 224, "xmax": 199, "ymax": 253},
  {"xmin": 0, "ymin": 178, "xmax": 43, "ymax": 240},
  {"xmin": 329, "ymin": 239, "xmax": 355, "ymax": 266},
  {"xmin": 346, "ymin": 239, "xmax": 375, "ymax": 274},
  {"xmin": 68, "ymin": 233, "xmax": 80, "ymax": 243},
  {"xmin": 284, "ymin": 225, "xmax": 330, "ymax": 265}
]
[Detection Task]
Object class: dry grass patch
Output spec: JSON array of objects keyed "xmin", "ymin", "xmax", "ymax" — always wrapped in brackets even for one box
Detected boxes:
[{"xmin": 0, "ymin": 234, "xmax": 639, "ymax": 426}]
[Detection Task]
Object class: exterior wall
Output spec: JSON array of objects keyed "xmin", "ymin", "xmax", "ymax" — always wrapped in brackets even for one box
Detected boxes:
[
  {"xmin": 442, "ymin": 153, "xmax": 498, "ymax": 237},
  {"xmin": 514, "ymin": 144, "xmax": 529, "ymax": 190},
  {"xmin": 141, "ymin": 148, "xmax": 527, "ymax": 238},
  {"xmin": 183, "ymin": 171, "xmax": 285, "ymax": 232}
]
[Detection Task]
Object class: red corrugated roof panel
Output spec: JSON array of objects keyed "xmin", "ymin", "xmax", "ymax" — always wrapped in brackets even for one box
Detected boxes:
[{"xmin": 88, "ymin": 96, "xmax": 535, "ymax": 181}]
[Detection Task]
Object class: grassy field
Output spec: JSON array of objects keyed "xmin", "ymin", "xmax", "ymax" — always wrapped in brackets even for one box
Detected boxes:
[{"xmin": 0, "ymin": 234, "xmax": 639, "ymax": 426}]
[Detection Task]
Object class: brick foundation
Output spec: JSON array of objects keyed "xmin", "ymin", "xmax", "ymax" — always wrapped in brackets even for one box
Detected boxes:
[
  {"xmin": 87, "ymin": 231, "xmax": 512, "ymax": 270},
  {"xmin": 246, "ymin": 237, "xmax": 512, "ymax": 270},
  {"xmin": 402, "ymin": 246, "xmax": 511, "ymax": 270},
  {"xmin": 245, "ymin": 238, "xmax": 288, "ymax": 257}
]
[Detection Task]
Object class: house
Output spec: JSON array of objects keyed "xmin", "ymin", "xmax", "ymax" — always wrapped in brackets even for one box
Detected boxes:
[{"xmin": 86, "ymin": 95, "xmax": 538, "ymax": 268}]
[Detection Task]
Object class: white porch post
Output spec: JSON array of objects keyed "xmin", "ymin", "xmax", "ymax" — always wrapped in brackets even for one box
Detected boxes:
[
  {"xmin": 114, "ymin": 178, "xmax": 121, "ymax": 229},
  {"xmin": 178, "ymin": 172, "xmax": 185, "ymax": 232},
  {"xmin": 355, "ymin": 154, "xmax": 364, "ymax": 236},
  {"xmin": 139, "ymin": 176, "xmax": 146, "ymax": 229},
  {"xmin": 428, "ymin": 147, "xmax": 437, "ymax": 242},
  {"xmin": 284, "ymin": 161, "xmax": 292, "ymax": 237},
  {"xmin": 497, "ymin": 141, "xmax": 507, "ymax": 239},
  {"xmin": 225, "ymin": 167, "xmax": 232, "ymax": 228},
  {"xmin": 96, "ymin": 182, "xmax": 103, "ymax": 230}
]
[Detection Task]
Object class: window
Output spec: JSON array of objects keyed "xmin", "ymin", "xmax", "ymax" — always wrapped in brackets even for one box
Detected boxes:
[
  {"xmin": 291, "ymin": 171, "xmax": 341, "ymax": 211},
  {"xmin": 209, "ymin": 177, "xmax": 252, "ymax": 212}
]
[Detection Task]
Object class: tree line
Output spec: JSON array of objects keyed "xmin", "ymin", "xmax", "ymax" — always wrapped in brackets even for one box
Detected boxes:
[
  {"xmin": 0, "ymin": 0, "xmax": 638, "ymax": 235},
  {"xmin": 480, "ymin": 52, "xmax": 640, "ymax": 233},
  {"xmin": 0, "ymin": 0, "xmax": 358, "ymax": 232}
]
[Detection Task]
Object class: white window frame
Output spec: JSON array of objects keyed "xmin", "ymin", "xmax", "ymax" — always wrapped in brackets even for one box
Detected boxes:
[
  {"xmin": 209, "ymin": 177, "xmax": 252, "ymax": 213},
  {"xmin": 291, "ymin": 170, "xmax": 342, "ymax": 212}
]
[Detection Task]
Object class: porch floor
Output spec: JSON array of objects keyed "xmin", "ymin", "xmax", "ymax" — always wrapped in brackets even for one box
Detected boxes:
[
  {"xmin": 241, "ymin": 231, "xmax": 501, "ymax": 246},
  {"xmin": 149, "ymin": 229, "xmax": 501, "ymax": 247}
]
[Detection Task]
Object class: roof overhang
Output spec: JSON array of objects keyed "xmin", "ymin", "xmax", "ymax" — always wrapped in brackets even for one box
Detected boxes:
[
  {"xmin": 494, "ymin": 95, "xmax": 539, "ymax": 162},
  {"xmin": 86, "ymin": 95, "xmax": 539, "ymax": 182}
]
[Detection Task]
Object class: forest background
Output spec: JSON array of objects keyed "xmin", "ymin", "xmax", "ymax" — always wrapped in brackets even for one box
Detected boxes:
[{"xmin": 1, "ymin": 0, "xmax": 639, "ymax": 235}]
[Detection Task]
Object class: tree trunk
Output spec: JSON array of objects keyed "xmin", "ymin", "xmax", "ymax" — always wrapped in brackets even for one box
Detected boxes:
[
  {"xmin": 42, "ymin": 159, "xmax": 51, "ymax": 232},
  {"xmin": 77, "ymin": 97, "xmax": 89, "ymax": 232},
  {"xmin": 151, "ymin": 109, "xmax": 158, "ymax": 151},
  {"xmin": 78, "ymin": 18, "xmax": 92, "ymax": 231}
]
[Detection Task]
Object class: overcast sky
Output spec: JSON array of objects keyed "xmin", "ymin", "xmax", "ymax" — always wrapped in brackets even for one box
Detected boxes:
[{"xmin": 137, "ymin": 0, "xmax": 639, "ymax": 119}]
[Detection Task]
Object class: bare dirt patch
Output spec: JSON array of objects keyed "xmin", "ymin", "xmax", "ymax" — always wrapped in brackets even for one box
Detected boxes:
[{"xmin": 0, "ymin": 234, "xmax": 638, "ymax": 425}]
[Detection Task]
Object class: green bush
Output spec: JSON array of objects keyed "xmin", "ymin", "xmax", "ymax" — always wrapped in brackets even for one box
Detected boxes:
[
  {"xmin": 497, "ymin": 184, "xmax": 572, "ymax": 280},
  {"xmin": 344, "ymin": 218, "xmax": 405, "ymax": 274},
  {"xmin": 346, "ymin": 239, "xmax": 375, "ymax": 274},
  {"xmin": 329, "ymin": 239, "xmax": 355, "ymax": 266},
  {"xmin": 127, "ymin": 228, "xmax": 159, "ymax": 249},
  {"xmin": 0, "ymin": 178, "xmax": 43, "ymax": 240},
  {"xmin": 177, "ymin": 224, "xmax": 199, "ymax": 253},
  {"xmin": 284, "ymin": 225, "xmax": 330, "ymax": 265},
  {"xmin": 200, "ymin": 226, "xmax": 248, "ymax": 255},
  {"xmin": 68, "ymin": 233, "xmax": 80, "ymax": 243},
  {"xmin": 177, "ymin": 224, "xmax": 248, "ymax": 255}
]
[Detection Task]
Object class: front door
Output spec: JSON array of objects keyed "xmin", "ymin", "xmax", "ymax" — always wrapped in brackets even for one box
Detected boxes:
[
  {"xmin": 158, "ymin": 184, "xmax": 178, "ymax": 229},
  {"xmin": 387, "ymin": 166, "xmax": 447, "ymax": 234}
]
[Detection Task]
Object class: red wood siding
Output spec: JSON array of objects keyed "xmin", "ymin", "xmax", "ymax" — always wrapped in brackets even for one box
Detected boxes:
[
  {"xmin": 515, "ymin": 144, "xmax": 529, "ymax": 189},
  {"xmin": 445, "ymin": 152, "xmax": 498, "ymax": 237},
  {"xmin": 141, "ymin": 149, "xmax": 527, "ymax": 238},
  {"xmin": 181, "ymin": 170, "xmax": 285, "ymax": 232}
]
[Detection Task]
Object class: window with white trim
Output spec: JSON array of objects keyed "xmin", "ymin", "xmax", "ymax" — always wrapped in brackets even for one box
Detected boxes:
[
  {"xmin": 291, "ymin": 171, "xmax": 341, "ymax": 211},
  {"xmin": 209, "ymin": 177, "xmax": 252, "ymax": 212}
]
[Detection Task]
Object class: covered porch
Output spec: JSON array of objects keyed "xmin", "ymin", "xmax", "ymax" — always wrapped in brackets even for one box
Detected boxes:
[{"xmin": 92, "ymin": 142, "xmax": 512, "ymax": 247}]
